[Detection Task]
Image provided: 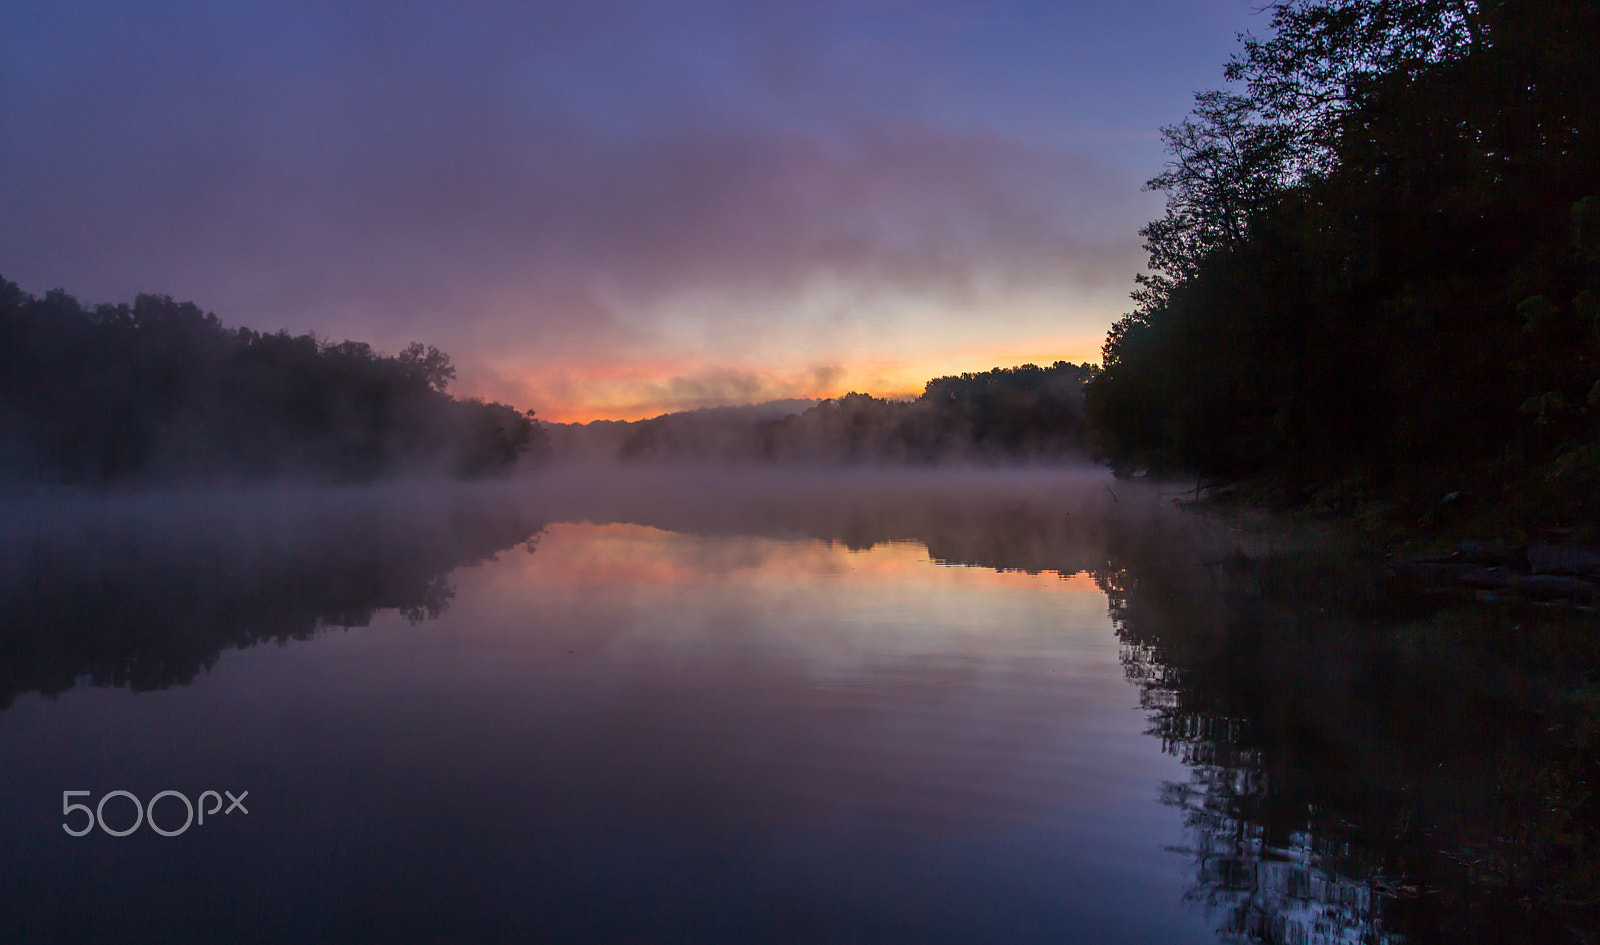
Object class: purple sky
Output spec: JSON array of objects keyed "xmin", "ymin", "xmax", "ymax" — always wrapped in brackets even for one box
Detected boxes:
[{"xmin": 2, "ymin": 0, "xmax": 1267, "ymax": 420}]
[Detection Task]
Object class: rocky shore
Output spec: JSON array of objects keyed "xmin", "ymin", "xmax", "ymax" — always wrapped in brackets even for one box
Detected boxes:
[{"xmin": 1390, "ymin": 541, "xmax": 1600, "ymax": 607}]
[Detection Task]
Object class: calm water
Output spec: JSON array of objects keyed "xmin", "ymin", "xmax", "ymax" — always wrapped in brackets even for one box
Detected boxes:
[{"xmin": 0, "ymin": 471, "xmax": 1586, "ymax": 943}]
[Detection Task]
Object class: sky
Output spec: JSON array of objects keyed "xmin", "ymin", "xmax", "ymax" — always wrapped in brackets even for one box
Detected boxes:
[{"xmin": 2, "ymin": 0, "xmax": 1268, "ymax": 421}]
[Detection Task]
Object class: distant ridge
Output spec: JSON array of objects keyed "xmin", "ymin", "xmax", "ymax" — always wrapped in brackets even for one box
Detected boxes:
[
  {"xmin": 543, "ymin": 398, "xmax": 817, "ymax": 462},
  {"xmin": 543, "ymin": 363, "xmax": 1095, "ymax": 465},
  {"xmin": 546, "ymin": 398, "xmax": 818, "ymax": 430}
]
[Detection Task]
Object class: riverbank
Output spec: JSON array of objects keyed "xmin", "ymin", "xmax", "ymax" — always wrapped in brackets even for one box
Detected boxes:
[{"xmin": 1171, "ymin": 465, "xmax": 1600, "ymax": 603}]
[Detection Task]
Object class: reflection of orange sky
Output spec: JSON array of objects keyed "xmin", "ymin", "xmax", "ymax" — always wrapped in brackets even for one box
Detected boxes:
[
  {"xmin": 486, "ymin": 522, "xmax": 1102, "ymax": 598},
  {"xmin": 461, "ymin": 334, "xmax": 1104, "ymax": 423},
  {"xmin": 437, "ymin": 522, "xmax": 1164, "ymax": 828}
]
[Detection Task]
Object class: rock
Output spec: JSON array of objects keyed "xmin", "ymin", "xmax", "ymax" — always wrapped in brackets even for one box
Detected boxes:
[
  {"xmin": 1450, "ymin": 568, "xmax": 1598, "ymax": 604},
  {"xmin": 1390, "ymin": 560, "xmax": 1467, "ymax": 581},
  {"xmin": 1505, "ymin": 573, "xmax": 1600, "ymax": 604},
  {"xmin": 1455, "ymin": 540, "xmax": 1528, "ymax": 569},
  {"xmin": 1526, "ymin": 543, "xmax": 1600, "ymax": 576},
  {"xmin": 1453, "ymin": 567, "xmax": 1521, "ymax": 592},
  {"xmin": 1389, "ymin": 557, "xmax": 1600, "ymax": 605}
]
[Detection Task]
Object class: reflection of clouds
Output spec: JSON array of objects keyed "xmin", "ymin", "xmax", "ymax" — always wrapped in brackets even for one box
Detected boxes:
[
  {"xmin": 445, "ymin": 514, "xmax": 1150, "ymax": 831},
  {"xmin": 479, "ymin": 522, "xmax": 823, "ymax": 589},
  {"xmin": 490, "ymin": 521, "xmax": 1108, "ymax": 593},
  {"xmin": 2, "ymin": 469, "xmax": 1191, "ymax": 835},
  {"xmin": 517, "ymin": 465, "xmax": 1162, "ymax": 551},
  {"xmin": 2, "ymin": 470, "xmax": 1225, "ymax": 942}
]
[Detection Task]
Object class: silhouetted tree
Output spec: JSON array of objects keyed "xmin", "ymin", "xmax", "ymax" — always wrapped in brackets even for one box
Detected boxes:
[
  {"xmin": 0, "ymin": 280, "xmax": 551, "ymax": 485},
  {"xmin": 1088, "ymin": 0, "xmax": 1600, "ymax": 524},
  {"xmin": 599, "ymin": 362, "xmax": 1096, "ymax": 465}
]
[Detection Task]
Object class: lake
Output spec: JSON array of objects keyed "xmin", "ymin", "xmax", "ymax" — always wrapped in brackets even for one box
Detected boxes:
[{"xmin": 0, "ymin": 469, "xmax": 1589, "ymax": 943}]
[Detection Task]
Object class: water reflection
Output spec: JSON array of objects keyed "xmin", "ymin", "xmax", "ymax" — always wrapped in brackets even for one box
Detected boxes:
[
  {"xmin": 0, "ymin": 470, "xmax": 1135, "ymax": 709},
  {"xmin": 0, "ymin": 485, "xmax": 546, "ymax": 707},
  {"xmin": 1098, "ymin": 521, "xmax": 1598, "ymax": 944},
  {"xmin": 2, "ymin": 471, "xmax": 1213, "ymax": 945},
  {"xmin": 0, "ymin": 470, "xmax": 1592, "ymax": 943}
]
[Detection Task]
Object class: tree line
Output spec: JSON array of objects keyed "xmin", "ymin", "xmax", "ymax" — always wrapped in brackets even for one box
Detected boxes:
[
  {"xmin": 0, "ymin": 278, "xmax": 550, "ymax": 485},
  {"xmin": 590, "ymin": 361, "xmax": 1097, "ymax": 464},
  {"xmin": 2, "ymin": 271, "xmax": 1096, "ymax": 480},
  {"xmin": 1086, "ymin": 0, "xmax": 1600, "ymax": 527}
]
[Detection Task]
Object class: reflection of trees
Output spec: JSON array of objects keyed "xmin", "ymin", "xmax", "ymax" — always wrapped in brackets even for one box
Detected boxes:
[
  {"xmin": 1147, "ymin": 697, "xmax": 1390, "ymax": 944},
  {"xmin": 0, "ymin": 489, "xmax": 545, "ymax": 708},
  {"xmin": 586, "ymin": 469, "xmax": 1590, "ymax": 945},
  {"xmin": 485, "ymin": 468, "xmax": 1598, "ymax": 943},
  {"xmin": 1098, "ymin": 527, "xmax": 1599, "ymax": 945},
  {"xmin": 667, "ymin": 478, "xmax": 1591, "ymax": 944},
  {"xmin": 6, "ymin": 473, "xmax": 1591, "ymax": 942}
]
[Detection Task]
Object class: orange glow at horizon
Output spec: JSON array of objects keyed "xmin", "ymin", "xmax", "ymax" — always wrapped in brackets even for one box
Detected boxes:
[{"xmin": 468, "ymin": 335, "xmax": 1105, "ymax": 424}]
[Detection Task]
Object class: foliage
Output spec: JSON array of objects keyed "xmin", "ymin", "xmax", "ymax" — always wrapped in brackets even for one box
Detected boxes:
[
  {"xmin": 0, "ymin": 281, "xmax": 549, "ymax": 485},
  {"xmin": 610, "ymin": 361, "xmax": 1098, "ymax": 464},
  {"xmin": 1088, "ymin": 0, "xmax": 1600, "ymax": 524}
]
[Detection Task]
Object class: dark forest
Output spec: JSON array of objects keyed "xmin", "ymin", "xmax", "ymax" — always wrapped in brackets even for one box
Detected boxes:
[
  {"xmin": 0, "ymin": 280, "xmax": 550, "ymax": 485},
  {"xmin": 1087, "ymin": 0, "xmax": 1600, "ymax": 536}
]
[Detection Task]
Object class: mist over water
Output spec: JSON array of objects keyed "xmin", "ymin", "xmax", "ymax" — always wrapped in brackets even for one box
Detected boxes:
[
  {"xmin": 0, "ymin": 469, "xmax": 1586, "ymax": 943},
  {"xmin": 0, "ymin": 468, "xmax": 1153, "ymax": 707}
]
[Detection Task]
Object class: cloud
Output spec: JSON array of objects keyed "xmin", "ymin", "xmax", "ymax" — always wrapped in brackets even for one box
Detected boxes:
[
  {"xmin": 2, "ymin": 3, "xmax": 1145, "ymax": 297},
  {"xmin": 0, "ymin": 0, "xmax": 1183, "ymax": 416}
]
